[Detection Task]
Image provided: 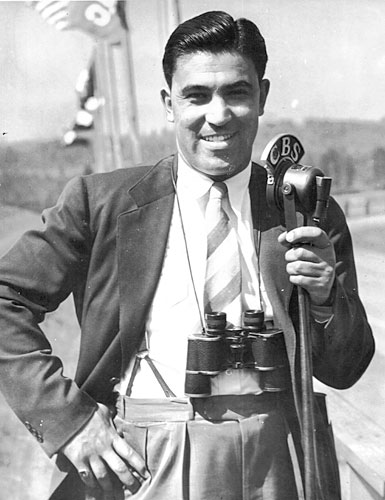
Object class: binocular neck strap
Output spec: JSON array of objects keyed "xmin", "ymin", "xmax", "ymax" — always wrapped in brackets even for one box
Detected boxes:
[{"xmin": 171, "ymin": 169, "xmax": 206, "ymax": 333}]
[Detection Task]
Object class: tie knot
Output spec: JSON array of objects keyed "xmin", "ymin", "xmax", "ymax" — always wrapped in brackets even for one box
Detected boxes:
[{"xmin": 210, "ymin": 182, "xmax": 228, "ymax": 200}]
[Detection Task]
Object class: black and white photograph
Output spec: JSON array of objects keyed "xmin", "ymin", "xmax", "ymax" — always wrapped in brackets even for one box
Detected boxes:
[{"xmin": 0, "ymin": 1, "xmax": 384, "ymax": 499}]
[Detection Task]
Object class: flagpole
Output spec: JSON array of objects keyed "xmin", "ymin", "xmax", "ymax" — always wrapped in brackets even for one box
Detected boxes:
[
  {"xmin": 168, "ymin": 0, "xmax": 181, "ymax": 30},
  {"xmin": 120, "ymin": 1, "xmax": 142, "ymax": 164}
]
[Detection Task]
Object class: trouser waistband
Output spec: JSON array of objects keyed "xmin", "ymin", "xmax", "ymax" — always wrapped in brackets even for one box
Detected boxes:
[
  {"xmin": 116, "ymin": 392, "xmax": 281, "ymax": 423},
  {"xmin": 113, "ymin": 392, "xmax": 299, "ymax": 500}
]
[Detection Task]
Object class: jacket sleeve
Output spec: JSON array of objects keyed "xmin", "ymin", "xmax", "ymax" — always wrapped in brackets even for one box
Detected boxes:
[
  {"xmin": 310, "ymin": 197, "xmax": 375, "ymax": 389},
  {"xmin": 0, "ymin": 176, "xmax": 98, "ymax": 457}
]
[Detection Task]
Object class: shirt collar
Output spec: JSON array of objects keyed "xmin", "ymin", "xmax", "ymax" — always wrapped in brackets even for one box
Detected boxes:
[
  {"xmin": 225, "ymin": 162, "xmax": 251, "ymax": 214},
  {"xmin": 177, "ymin": 154, "xmax": 212, "ymax": 200}
]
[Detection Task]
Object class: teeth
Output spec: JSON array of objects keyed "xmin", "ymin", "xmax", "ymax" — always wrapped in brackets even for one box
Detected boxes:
[{"xmin": 203, "ymin": 134, "xmax": 233, "ymax": 142}]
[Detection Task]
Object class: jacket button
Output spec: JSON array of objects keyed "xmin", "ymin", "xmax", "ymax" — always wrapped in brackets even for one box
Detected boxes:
[{"xmin": 109, "ymin": 377, "xmax": 120, "ymax": 386}]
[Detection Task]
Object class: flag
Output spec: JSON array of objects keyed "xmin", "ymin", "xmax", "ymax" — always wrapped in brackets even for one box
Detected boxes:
[{"xmin": 28, "ymin": 0, "xmax": 127, "ymax": 42}]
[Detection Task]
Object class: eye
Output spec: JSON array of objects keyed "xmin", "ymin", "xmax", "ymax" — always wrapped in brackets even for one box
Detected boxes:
[
  {"xmin": 227, "ymin": 87, "xmax": 250, "ymax": 99},
  {"xmin": 186, "ymin": 92, "xmax": 209, "ymax": 104}
]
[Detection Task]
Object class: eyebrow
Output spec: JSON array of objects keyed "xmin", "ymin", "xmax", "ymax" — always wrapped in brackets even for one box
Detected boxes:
[
  {"xmin": 180, "ymin": 80, "xmax": 253, "ymax": 95},
  {"xmin": 180, "ymin": 85, "xmax": 209, "ymax": 95}
]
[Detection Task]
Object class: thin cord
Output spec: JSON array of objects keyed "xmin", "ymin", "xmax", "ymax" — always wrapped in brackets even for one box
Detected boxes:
[
  {"xmin": 253, "ymin": 228, "xmax": 264, "ymax": 311},
  {"xmin": 171, "ymin": 172, "xmax": 206, "ymax": 333},
  {"xmin": 253, "ymin": 177, "xmax": 264, "ymax": 313}
]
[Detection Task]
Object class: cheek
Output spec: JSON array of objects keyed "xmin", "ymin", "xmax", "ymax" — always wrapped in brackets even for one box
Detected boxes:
[
  {"xmin": 241, "ymin": 112, "xmax": 260, "ymax": 138},
  {"xmin": 174, "ymin": 105, "xmax": 202, "ymax": 128},
  {"xmin": 175, "ymin": 125, "xmax": 199, "ymax": 147},
  {"xmin": 175, "ymin": 118, "xmax": 203, "ymax": 150},
  {"xmin": 234, "ymin": 104, "xmax": 259, "ymax": 124}
]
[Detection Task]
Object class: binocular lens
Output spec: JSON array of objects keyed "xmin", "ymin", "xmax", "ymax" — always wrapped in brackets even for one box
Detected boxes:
[
  {"xmin": 186, "ymin": 334, "xmax": 224, "ymax": 374},
  {"xmin": 250, "ymin": 329, "xmax": 287, "ymax": 369},
  {"xmin": 185, "ymin": 372, "xmax": 212, "ymax": 397}
]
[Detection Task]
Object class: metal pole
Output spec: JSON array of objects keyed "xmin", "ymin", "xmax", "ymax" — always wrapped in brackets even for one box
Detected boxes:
[
  {"xmin": 168, "ymin": 0, "xmax": 181, "ymax": 28},
  {"xmin": 298, "ymin": 286, "xmax": 317, "ymax": 500},
  {"xmin": 93, "ymin": 42, "xmax": 115, "ymax": 172},
  {"xmin": 283, "ymin": 189, "xmax": 318, "ymax": 500},
  {"xmin": 121, "ymin": 1, "xmax": 142, "ymax": 165},
  {"xmin": 104, "ymin": 41, "xmax": 125, "ymax": 170}
]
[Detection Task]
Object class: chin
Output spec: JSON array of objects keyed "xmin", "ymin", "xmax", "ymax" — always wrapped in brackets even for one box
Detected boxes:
[
  {"xmin": 205, "ymin": 165, "xmax": 236, "ymax": 180},
  {"xmin": 210, "ymin": 156, "xmax": 247, "ymax": 176},
  {"xmin": 207, "ymin": 156, "xmax": 232, "ymax": 170}
]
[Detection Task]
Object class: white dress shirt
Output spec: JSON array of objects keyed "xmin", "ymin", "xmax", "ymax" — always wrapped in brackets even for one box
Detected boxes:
[{"xmin": 119, "ymin": 156, "xmax": 274, "ymax": 398}]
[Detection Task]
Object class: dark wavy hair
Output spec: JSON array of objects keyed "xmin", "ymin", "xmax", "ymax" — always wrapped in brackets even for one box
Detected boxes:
[{"xmin": 162, "ymin": 11, "xmax": 268, "ymax": 87}]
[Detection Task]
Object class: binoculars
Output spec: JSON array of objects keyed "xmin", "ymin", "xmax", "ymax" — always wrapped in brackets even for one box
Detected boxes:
[{"xmin": 185, "ymin": 310, "xmax": 290, "ymax": 397}]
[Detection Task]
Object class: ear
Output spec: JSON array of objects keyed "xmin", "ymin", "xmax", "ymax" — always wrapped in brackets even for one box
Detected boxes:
[
  {"xmin": 160, "ymin": 87, "xmax": 174, "ymax": 123},
  {"xmin": 258, "ymin": 79, "xmax": 270, "ymax": 116}
]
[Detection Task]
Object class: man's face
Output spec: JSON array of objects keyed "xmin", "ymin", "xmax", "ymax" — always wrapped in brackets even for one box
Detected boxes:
[{"xmin": 161, "ymin": 50, "xmax": 269, "ymax": 180}]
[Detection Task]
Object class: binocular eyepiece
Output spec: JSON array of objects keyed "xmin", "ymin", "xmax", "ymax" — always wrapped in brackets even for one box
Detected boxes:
[{"xmin": 185, "ymin": 310, "xmax": 290, "ymax": 397}]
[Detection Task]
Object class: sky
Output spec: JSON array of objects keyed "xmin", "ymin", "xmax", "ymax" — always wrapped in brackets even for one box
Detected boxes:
[{"xmin": 1, "ymin": 0, "xmax": 385, "ymax": 142}]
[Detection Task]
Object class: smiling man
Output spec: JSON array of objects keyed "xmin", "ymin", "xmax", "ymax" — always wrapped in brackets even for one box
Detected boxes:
[
  {"xmin": 0, "ymin": 10, "xmax": 374, "ymax": 500},
  {"xmin": 161, "ymin": 49, "xmax": 269, "ymax": 180}
]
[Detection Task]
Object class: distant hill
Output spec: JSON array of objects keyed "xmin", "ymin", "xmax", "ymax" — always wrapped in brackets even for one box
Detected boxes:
[
  {"xmin": 255, "ymin": 118, "xmax": 385, "ymax": 163},
  {"xmin": 1, "ymin": 118, "xmax": 385, "ymax": 212},
  {"xmin": 254, "ymin": 118, "xmax": 385, "ymax": 193}
]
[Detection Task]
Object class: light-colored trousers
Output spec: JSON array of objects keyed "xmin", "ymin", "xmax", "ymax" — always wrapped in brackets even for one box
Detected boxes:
[{"xmin": 114, "ymin": 393, "xmax": 299, "ymax": 500}]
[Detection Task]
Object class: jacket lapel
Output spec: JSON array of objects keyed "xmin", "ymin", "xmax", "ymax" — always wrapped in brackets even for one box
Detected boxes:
[{"xmin": 117, "ymin": 156, "xmax": 176, "ymax": 366}]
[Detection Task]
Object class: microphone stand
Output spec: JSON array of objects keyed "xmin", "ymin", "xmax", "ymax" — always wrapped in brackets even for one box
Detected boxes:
[{"xmin": 282, "ymin": 176, "xmax": 332, "ymax": 500}]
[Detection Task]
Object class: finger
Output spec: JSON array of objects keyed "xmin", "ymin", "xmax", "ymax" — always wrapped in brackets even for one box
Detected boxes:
[
  {"xmin": 89, "ymin": 456, "xmax": 115, "ymax": 497},
  {"xmin": 286, "ymin": 261, "xmax": 325, "ymax": 278},
  {"xmin": 113, "ymin": 436, "xmax": 150, "ymax": 480},
  {"xmin": 286, "ymin": 227, "xmax": 331, "ymax": 248},
  {"xmin": 103, "ymin": 449, "xmax": 142, "ymax": 494},
  {"xmin": 287, "ymin": 264, "xmax": 334, "ymax": 290},
  {"xmin": 288, "ymin": 275, "xmax": 323, "ymax": 289},
  {"xmin": 285, "ymin": 246, "xmax": 323, "ymax": 264},
  {"xmin": 278, "ymin": 231, "xmax": 290, "ymax": 247},
  {"xmin": 288, "ymin": 272, "xmax": 333, "ymax": 291}
]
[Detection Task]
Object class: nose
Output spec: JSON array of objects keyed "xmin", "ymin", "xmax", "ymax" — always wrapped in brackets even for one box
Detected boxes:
[{"xmin": 205, "ymin": 95, "xmax": 232, "ymax": 126}]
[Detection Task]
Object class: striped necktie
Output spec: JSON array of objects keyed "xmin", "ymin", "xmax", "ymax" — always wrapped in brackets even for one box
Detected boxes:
[{"xmin": 204, "ymin": 182, "xmax": 242, "ymax": 325}]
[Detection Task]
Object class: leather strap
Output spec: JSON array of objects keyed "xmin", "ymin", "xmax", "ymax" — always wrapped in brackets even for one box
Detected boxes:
[{"xmin": 126, "ymin": 335, "xmax": 176, "ymax": 398}]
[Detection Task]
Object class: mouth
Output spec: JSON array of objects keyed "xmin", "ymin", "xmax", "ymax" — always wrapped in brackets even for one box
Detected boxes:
[{"xmin": 201, "ymin": 132, "xmax": 236, "ymax": 143}]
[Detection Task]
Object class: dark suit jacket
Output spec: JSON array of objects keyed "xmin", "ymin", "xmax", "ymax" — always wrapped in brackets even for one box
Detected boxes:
[{"xmin": 0, "ymin": 155, "xmax": 374, "ymax": 459}]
